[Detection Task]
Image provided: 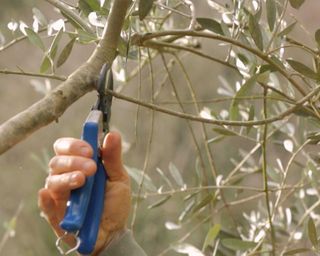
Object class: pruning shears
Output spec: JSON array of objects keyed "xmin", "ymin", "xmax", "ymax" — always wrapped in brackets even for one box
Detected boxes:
[{"xmin": 56, "ymin": 64, "xmax": 113, "ymax": 255}]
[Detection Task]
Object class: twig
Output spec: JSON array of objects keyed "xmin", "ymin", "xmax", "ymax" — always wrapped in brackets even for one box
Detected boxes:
[
  {"xmin": 155, "ymin": 2, "xmax": 191, "ymax": 19},
  {"xmin": 134, "ymin": 30, "xmax": 307, "ymax": 96},
  {"xmin": 280, "ymin": 200, "xmax": 320, "ymax": 255},
  {"xmin": 272, "ymin": 140, "xmax": 310, "ymax": 219},
  {"xmin": 106, "ymin": 85, "xmax": 320, "ymax": 127},
  {"xmin": 130, "ymin": 49, "xmax": 155, "ymax": 231},
  {"xmin": 144, "ymin": 40, "xmax": 239, "ymax": 72},
  {"xmin": 261, "ymin": 87, "xmax": 276, "ymax": 255},
  {"xmin": 265, "ymin": 0, "xmax": 289, "ymax": 53},
  {"xmin": 0, "ymin": 202, "xmax": 24, "ymax": 254},
  {"xmin": 0, "ymin": 69, "xmax": 66, "ymax": 81}
]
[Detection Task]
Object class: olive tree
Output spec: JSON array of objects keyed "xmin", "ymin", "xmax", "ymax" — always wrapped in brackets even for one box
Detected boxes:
[{"xmin": 0, "ymin": 0, "xmax": 320, "ymax": 255}]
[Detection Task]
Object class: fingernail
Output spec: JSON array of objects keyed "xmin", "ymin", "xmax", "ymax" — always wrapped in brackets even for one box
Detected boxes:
[
  {"xmin": 80, "ymin": 146, "xmax": 91, "ymax": 156},
  {"xmin": 83, "ymin": 161, "xmax": 95, "ymax": 171},
  {"xmin": 70, "ymin": 173, "xmax": 79, "ymax": 186}
]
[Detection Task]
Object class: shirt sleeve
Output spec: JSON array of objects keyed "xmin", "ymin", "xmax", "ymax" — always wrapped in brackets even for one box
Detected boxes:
[{"xmin": 100, "ymin": 230, "xmax": 147, "ymax": 256}]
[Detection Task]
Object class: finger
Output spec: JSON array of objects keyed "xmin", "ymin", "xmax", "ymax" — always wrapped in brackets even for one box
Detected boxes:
[
  {"xmin": 49, "ymin": 155, "xmax": 96, "ymax": 176},
  {"xmin": 38, "ymin": 188, "xmax": 56, "ymax": 219},
  {"xmin": 101, "ymin": 132, "xmax": 128, "ymax": 182},
  {"xmin": 38, "ymin": 188, "xmax": 71, "ymax": 240},
  {"xmin": 53, "ymin": 137, "xmax": 93, "ymax": 157},
  {"xmin": 46, "ymin": 171, "xmax": 86, "ymax": 196}
]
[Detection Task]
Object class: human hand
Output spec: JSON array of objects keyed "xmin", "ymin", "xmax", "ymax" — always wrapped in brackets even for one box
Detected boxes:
[{"xmin": 38, "ymin": 132, "xmax": 131, "ymax": 255}]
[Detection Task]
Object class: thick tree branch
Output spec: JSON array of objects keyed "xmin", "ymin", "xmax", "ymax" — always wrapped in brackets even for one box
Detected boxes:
[{"xmin": 0, "ymin": 0, "xmax": 131, "ymax": 154}]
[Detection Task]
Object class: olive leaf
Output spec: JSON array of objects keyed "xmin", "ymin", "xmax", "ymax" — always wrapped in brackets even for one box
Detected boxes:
[
  {"xmin": 289, "ymin": 0, "xmax": 305, "ymax": 9},
  {"xmin": 202, "ymin": 224, "xmax": 221, "ymax": 250},
  {"xmin": 32, "ymin": 8, "xmax": 47, "ymax": 26},
  {"xmin": 266, "ymin": 0, "xmax": 276, "ymax": 31},
  {"xmin": 169, "ymin": 162, "xmax": 184, "ymax": 187},
  {"xmin": 57, "ymin": 38, "xmax": 76, "ymax": 67},
  {"xmin": 25, "ymin": 28, "xmax": 45, "ymax": 51},
  {"xmin": 40, "ymin": 54, "xmax": 52, "ymax": 74},
  {"xmin": 248, "ymin": 13, "xmax": 263, "ymax": 50},
  {"xmin": 308, "ymin": 217, "xmax": 318, "ymax": 248},
  {"xmin": 287, "ymin": 59, "xmax": 319, "ymax": 80},
  {"xmin": 192, "ymin": 193, "xmax": 215, "ymax": 213},
  {"xmin": 48, "ymin": 28, "xmax": 63, "ymax": 60},
  {"xmin": 126, "ymin": 166, "xmax": 157, "ymax": 192},
  {"xmin": 79, "ymin": 0, "xmax": 100, "ymax": 15},
  {"xmin": 148, "ymin": 195, "xmax": 171, "ymax": 209},
  {"xmin": 222, "ymin": 238, "xmax": 257, "ymax": 251},
  {"xmin": 315, "ymin": 29, "xmax": 320, "ymax": 47},
  {"xmin": 213, "ymin": 127, "xmax": 237, "ymax": 136},
  {"xmin": 230, "ymin": 75, "xmax": 257, "ymax": 120},
  {"xmin": 196, "ymin": 18, "xmax": 224, "ymax": 35},
  {"xmin": 278, "ymin": 21, "xmax": 297, "ymax": 37},
  {"xmin": 283, "ymin": 248, "xmax": 312, "ymax": 255},
  {"xmin": 139, "ymin": 0, "xmax": 154, "ymax": 21}
]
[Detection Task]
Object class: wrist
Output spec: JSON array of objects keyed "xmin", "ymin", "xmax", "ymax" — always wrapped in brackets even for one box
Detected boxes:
[{"xmin": 91, "ymin": 228, "xmax": 127, "ymax": 256}]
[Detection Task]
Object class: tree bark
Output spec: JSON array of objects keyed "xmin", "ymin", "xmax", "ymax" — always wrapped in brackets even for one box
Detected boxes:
[{"xmin": 0, "ymin": 0, "xmax": 131, "ymax": 154}]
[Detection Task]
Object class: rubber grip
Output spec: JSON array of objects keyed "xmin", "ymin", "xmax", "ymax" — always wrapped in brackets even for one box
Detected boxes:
[
  {"xmin": 60, "ymin": 121, "xmax": 99, "ymax": 232},
  {"xmin": 78, "ymin": 160, "xmax": 107, "ymax": 254}
]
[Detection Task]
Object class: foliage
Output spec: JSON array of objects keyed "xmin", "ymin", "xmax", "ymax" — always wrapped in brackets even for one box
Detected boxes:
[{"xmin": 1, "ymin": 0, "xmax": 320, "ymax": 255}]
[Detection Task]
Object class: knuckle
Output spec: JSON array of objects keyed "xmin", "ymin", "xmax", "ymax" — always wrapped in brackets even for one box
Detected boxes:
[
  {"xmin": 48, "ymin": 156, "xmax": 58, "ymax": 169},
  {"xmin": 53, "ymin": 138, "xmax": 64, "ymax": 152}
]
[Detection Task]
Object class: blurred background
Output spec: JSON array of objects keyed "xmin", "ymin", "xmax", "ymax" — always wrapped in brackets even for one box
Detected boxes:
[{"xmin": 0, "ymin": 1, "xmax": 320, "ymax": 255}]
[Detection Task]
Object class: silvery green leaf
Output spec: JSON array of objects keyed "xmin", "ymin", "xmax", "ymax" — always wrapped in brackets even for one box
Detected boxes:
[
  {"xmin": 266, "ymin": 0, "xmax": 276, "ymax": 31},
  {"xmin": 178, "ymin": 199, "xmax": 195, "ymax": 222},
  {"xmin": 169, "ymin": 162, "xmax": 185, "ymax": 188},
  {"xmin": 57, "ymin": 38, "xmax": 76, "ymax": 67},
  {"xmin": 283, "ymin": 248, "xmax": 312, "ymax": 255},
  {"xmin": 278, "ymin": 21, "xmax": 297, "ymax": 37},
  {"xmin": 196, "ymin": 18, "xmax": 224, "ymax": 35},
  {"xmin": 287, "ymin": 59, "xmax": 319, "ymax": 80},
  {"xmin": 248, "ymin": 13, "xmax": 263, "ymax": 50},
  {"xmin": 139, "ymin": 0, "xmax": 153, "ymax": 21},
  {"xmin": 222, "ymin": 238, "xmax": 257, "ymax": 251},
  {"xmin": 229, "ymin": 75, "xmax": 257, "ymax": 120},
  {"xmin": 289, "ymin": 0, "xmax": 305, "ymax": 9},
  {"xmin": 156, "ymin": 167, "xmax": 173, "ymax": 189},
  {"xmin": 148, "ymin": 195, "xmax": 171, "ymax": 209},
  {"xmin": 213, "ymin": 127, "xmax": 237, "ymax": 136},
  {"xmin": 32, "ymin": 8, "xmax": 47, "ymax": 26},
  {"xmin": 77, "ymin": 29, "xmax": 98, "ymax": 44},
  {"xmin": 126, "ymin": 166, "xmax": 157, "ymax": 192},
  {"xmin": 49, "ymin": 28, "xmax": 63, "ymax": 60},
  {"xmin": 25, "ymin": 28, "xmax": 45, "ymax": 51},
  {"xmin": 79, "ymin": 0, "xmax": 100, "ymax": 15},
  {"xmin": 40, "ymin": 54, "xmax": 52, "ymax": 74},
  {"xmin": 308, "ymin": 217, "xmax": 318, "ymax": 248},
  {"xmin": 202, "ymin": 224, "xmax": 221, "ymax": 250},
  {"xmin": 315, "ymin": 29, "xmax": 320, "ymax": 47},
  {"xmin": 192, "ymin": 193, "xmax": 215, "ymax": 213}
]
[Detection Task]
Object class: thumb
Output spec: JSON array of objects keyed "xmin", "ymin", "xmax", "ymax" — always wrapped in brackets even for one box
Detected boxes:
[{"xmin": 101, "ymin": 132, "xmax": 128, "ymax": 182}]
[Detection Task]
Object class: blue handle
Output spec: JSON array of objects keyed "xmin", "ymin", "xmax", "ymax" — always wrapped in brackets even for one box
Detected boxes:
[
  {"xmin": 59, "ymin": 110, "xmax": 108, "ymax": 254},
  {"xmin": 60, "ymin": 121, "xmax": 99, "ymax": 232},
  {"xmin": 78, "ymin": 160, "xmax": 107, "ymax": 254}
]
